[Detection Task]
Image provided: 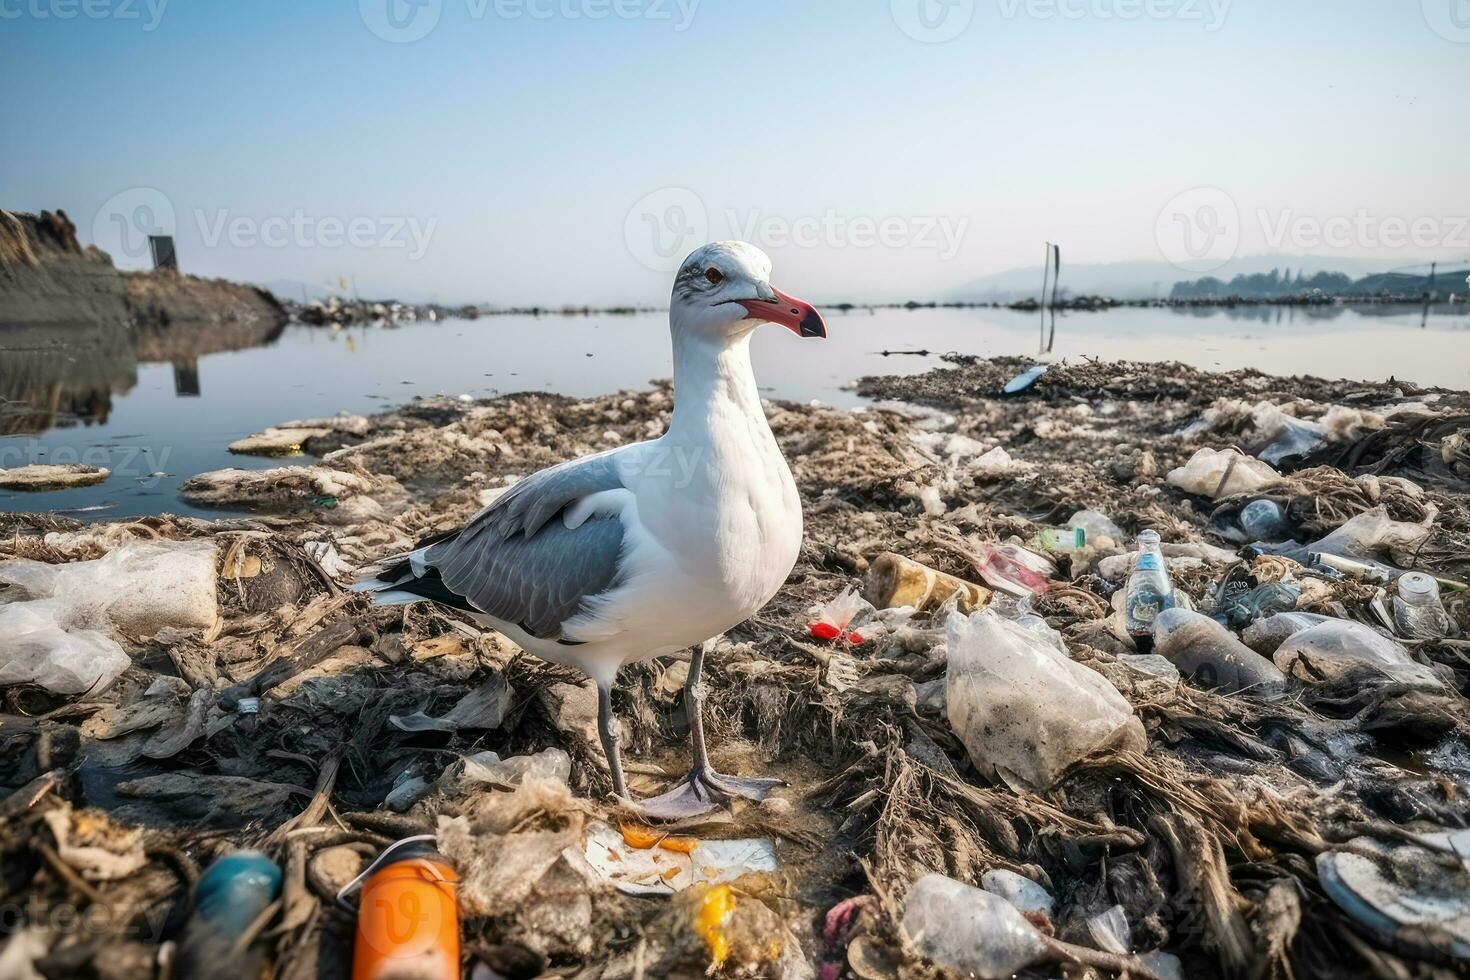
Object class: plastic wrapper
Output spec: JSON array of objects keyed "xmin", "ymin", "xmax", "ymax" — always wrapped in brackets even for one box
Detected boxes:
[
  {"xmin": 807, "ymin": 588, "xmax": 873, "ymax": 643},
  {"xmin": 945, "ymin": 609, "xmax": 1145, "ymax": 792},
  {"xmin": 1167, "ymin": 448, "xmax": 1281, "ymax": 499},
  {"xmin": 1273, "ymin": 620, "xmax": 1442, "ymax": 689},
  {"xmin": 901, "ymin": 873, "xmax": 1049, "ymax": 979}
]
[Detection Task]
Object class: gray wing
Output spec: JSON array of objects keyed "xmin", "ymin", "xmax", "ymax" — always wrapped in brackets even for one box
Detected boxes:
[{"xmin": 425, "ymin": 450, "xmax": 629, "ymax": 640}]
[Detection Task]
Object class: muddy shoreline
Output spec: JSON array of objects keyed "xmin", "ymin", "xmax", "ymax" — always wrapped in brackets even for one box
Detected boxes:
[{"xmin": 3, "ymin": 357, "xmax": 1470, "ymax": 978}]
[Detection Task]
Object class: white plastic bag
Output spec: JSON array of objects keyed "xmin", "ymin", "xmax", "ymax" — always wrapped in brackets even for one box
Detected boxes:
[
  {"xmin": 0, "ymin": 599, "xmax": 130, "ymax": 694},
  {"xmin": 1273, "ymin": 620, "xmax": 1442, "ymax": 689},
  {"xmin": 0, "ymin": 540, "xmax": 217, "ymax": 636},
  {"xmin": 1167, "ymin": 448, "xmax": 1281, "ymax": 499},
  {"xmin": 945, "ymin": 609, "xmax": 1145, "ymax": 792}
]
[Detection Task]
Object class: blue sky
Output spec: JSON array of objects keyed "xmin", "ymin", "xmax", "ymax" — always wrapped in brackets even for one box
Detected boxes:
[{"xmin": 3, "ymin": 0, "xmax": 1467, "ymax": 304}]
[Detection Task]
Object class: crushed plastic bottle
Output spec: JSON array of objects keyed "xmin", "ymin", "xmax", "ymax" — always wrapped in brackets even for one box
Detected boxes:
[
  {"xmin": 1152, "ymin": 608, "xmax": 1288, "ymax": 697},
  {"xmin": 901, "ymin": 873, "xmax": 1050, "ymax": 979},
  {"xmin": 975, "ymin": 544, "xmax": 1056, "ymax": 598},
  {"xmin": 1124, "ymin": 531, "xmax": 1174, "ymax": 653},
  {"xmin": 1393, "ymin": 572, "xmax": 1451, "ymax": 641}
]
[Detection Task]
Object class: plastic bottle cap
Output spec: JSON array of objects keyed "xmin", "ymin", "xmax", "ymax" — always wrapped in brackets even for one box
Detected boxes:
[{"xmin": 1397, "ymin": 571, "xmax": 1439, "ymax": 600}]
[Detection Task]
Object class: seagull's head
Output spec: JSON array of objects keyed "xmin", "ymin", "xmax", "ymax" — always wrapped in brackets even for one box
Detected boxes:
[{"xmin": 670, "ymin": 241, "xmax": 826, "ymax": 343}]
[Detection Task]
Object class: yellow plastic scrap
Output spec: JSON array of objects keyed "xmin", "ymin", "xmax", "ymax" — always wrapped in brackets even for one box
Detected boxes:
[{"xmin": 694, "ymin": 884, "xmax": 736, "ymax": 966}]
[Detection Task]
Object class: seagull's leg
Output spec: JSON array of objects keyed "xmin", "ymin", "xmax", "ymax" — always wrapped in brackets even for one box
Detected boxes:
[
  {"xmin": 637, "ymin": 640, "xmax": 785, "ymax": 820},
  {"xmin": 596, "ymin": 680, "xmax": 629, "ymax": 800}
]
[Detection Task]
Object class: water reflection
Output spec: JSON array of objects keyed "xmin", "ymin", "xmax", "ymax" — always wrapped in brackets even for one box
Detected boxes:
[{"xmin": 0, "ymin": 317, "xmax": 284, "ymax": 435}]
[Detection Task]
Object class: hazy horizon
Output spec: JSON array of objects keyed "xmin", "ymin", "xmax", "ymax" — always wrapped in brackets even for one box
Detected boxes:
[{"xmin": 5, "ymin": 1, "xmax": 1468, "ymax": 306}]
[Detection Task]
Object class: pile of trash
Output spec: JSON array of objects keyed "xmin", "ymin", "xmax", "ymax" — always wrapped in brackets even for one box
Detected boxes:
[{"xmin": 3, "ymin": 355, "xmax": 1470, "ymax": 978}]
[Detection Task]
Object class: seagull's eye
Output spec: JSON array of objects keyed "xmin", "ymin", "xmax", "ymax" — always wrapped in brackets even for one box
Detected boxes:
[{"xmin": 705, "ymin": 268, "xmax": 724, "ymax": 285}]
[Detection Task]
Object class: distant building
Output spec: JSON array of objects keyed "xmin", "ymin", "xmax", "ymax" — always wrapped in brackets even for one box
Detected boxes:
[{"xmin": 149, "ymin": 234, "xmax": 177, "ymax": 271}]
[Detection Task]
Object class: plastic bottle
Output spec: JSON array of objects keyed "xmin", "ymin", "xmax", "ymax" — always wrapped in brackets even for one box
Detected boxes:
[
  {"xmin": 178, "ymin": 850, "xmax": 282, "ymax": 980},
  {"xmin": 901, "ymin": 873, "xmax": 1049, "ymax": 978},
  {"xmin": 1125, "ymin": 530, "xmax": 1175, "ymax": 653},
  {"xmin": 1393, "ymin": 572, "xmax": 1452, "ymax": 640},
  {"xmin": 1029, "ymin": 527, "xmax": 1086, "ymax": 552},
  {"xmin": 353, "ymin": 841, "xmax": 460, "ymax": 980}
]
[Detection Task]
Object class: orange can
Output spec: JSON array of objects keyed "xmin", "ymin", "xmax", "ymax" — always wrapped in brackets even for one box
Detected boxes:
[{"xmin": 352, "ymin": 842, "xmax": 461, "ymax": 980}]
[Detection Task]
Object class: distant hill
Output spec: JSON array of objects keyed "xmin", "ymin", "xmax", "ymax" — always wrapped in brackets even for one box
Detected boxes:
[
  {"xmin": 1171, "ymin": 267, "xmax": 1470, "ymax": 300},
  {"xmin": 948, "ymin": 255, "xmax": 1416, "ymax": 303}
]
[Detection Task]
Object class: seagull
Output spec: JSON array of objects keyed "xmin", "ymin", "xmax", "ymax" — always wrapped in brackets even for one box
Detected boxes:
[{"xmin": 356, "ymin": 242, "xmax": 826, "ymax": 818}]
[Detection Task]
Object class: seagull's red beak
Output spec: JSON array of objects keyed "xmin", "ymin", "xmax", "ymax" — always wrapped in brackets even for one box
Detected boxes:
[{"xmin": 739, "ymin": 286, "xmax": 827, "ymax": 338}]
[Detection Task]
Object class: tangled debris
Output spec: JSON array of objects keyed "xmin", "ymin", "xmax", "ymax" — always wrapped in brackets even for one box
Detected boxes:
[{"xmin": 3, "ymin": 356, "xmax": 1470, "ymax": 978}]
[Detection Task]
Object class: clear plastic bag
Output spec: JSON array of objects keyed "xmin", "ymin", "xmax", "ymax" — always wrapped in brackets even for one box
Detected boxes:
[
  {"xmin": 945, "ymin": 609, "xmax": 1145, "ymax": 792},
  {"xmin": 1273, "ymin": 620, "xmax": 1442, "ymax": 689},
  {"xmin": 0, "ymin": 599, "xmax": 130, "ymax": 694},
  {"xmin": 1258, "ymin": 506, "xmax": 1434, "ymax": 566},
  {"xmin": 1241, "ymin": 612, "xmax": 1333, "ymax": 656}
]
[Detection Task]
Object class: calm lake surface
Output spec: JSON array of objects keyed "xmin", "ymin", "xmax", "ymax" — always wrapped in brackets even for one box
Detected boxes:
[{"xmin": 4, "ymin": 303, "xmax": 1469, "ymax": 519}]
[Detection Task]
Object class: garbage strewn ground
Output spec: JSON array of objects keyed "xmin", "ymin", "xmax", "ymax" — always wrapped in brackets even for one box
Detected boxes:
[{"xmin": 3, "ymin": 355, "xmax": 1470, "ymax": 979}]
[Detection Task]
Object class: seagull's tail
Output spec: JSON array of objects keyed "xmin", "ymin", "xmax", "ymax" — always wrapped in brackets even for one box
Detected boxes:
[
  {"xmin": 351, "ymin": 531, "xmax": 478, "ymax": 613},
  {"xmin": 349, "ymin": 547, "xmax": 431, "ymax": 606}
]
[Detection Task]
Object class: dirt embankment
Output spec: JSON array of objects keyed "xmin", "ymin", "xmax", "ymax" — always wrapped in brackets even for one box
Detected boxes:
[{"xmin": 0, "ymin": 208, "xmax": 285, "ymax": 330}]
